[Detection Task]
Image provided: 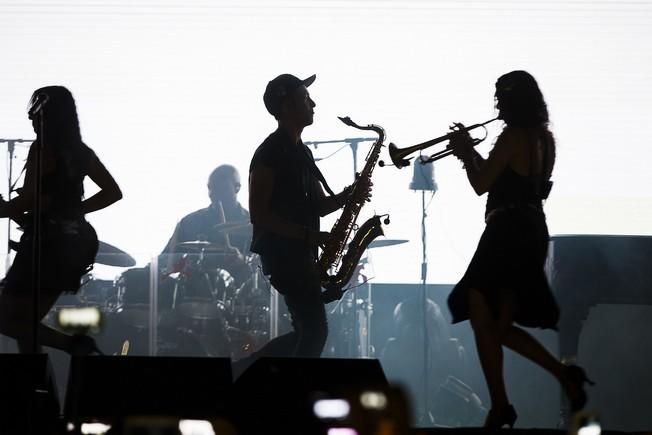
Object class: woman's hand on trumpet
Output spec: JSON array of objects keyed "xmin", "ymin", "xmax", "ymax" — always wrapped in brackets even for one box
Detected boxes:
[{"xmin": 449, "ymin": 122, "xmax": 475, "ymax": 163}]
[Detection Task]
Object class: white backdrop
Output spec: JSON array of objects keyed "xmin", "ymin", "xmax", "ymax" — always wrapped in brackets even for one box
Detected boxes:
[{"xmin": 1, "ymin": 0, "xmax": 651, "ymax": 284}]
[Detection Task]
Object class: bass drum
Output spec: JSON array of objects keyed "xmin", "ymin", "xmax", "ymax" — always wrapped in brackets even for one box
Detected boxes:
[{"xmin": 94, "ymin": 310, "xmax": 150, "ymax": 356}]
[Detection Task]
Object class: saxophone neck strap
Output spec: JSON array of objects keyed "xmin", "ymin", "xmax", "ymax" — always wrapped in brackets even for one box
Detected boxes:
[{"xmin": 299, "ymin": 144, "xmax": 337, "ymax": 197}]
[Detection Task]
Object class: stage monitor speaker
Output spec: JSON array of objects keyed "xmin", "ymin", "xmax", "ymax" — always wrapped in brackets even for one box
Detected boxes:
[
  {"xmin": 236, "ymin": 357, "xmax": 388, "ymax": 393},
  {"xmin": 65, "ymin": 356, "xmax": 232, "ymax": 421},
  {"xmin": 0, "ymin": 354, "xmax": 60, "ymax": 433},
  {"xmin": 234, "ymin": 357, "xmax": 388, "ymax": 433}
]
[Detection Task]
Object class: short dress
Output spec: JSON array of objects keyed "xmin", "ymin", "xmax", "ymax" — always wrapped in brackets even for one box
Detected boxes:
[{"xmin": 447, "ymin": 167, "xmax": 559, "ymax": 329}]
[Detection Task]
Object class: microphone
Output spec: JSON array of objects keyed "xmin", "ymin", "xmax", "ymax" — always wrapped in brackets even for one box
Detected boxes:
[{"xmin": 28, "ymin": 93, "xmax": 50, "ymax": 118}]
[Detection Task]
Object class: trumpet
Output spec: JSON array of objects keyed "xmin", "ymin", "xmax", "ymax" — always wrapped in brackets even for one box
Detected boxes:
[{"xmin": 382, "ymin": 118, "xmax": 498, "ymax": 168}]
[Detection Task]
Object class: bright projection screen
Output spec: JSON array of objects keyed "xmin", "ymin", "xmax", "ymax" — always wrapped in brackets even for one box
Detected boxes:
[{"xmin": 1, "ymin": 0, "xmax": 651, "ymax": 284}]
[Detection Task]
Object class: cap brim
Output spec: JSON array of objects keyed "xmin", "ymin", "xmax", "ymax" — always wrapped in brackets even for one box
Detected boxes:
[{"xmin": 302, "ymin": 74, "xmax": 316, "ymax": 88}]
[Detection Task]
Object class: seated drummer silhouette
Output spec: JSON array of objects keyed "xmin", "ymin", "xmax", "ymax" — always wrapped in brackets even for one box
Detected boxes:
[
  {"xmin": 106, "ymin": 165, "xmax": 251, "ymax": 356},
  {"xmin": 162, "ymin": 164, "xmax": 250, "ymax": 254},
  {"xmin": 160, "ymin": 165, "xmax": 251, "ymax": 279}
]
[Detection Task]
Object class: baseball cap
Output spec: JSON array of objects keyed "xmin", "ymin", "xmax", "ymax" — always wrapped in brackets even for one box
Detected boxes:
[{"xmin": 263, "ymin": 73, "xmax": 316, "ymax": 116}]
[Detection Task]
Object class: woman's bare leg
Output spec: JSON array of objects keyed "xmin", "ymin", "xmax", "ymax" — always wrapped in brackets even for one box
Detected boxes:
[
  {"xmin": 0, "ymin": 292, "xmax": 73, "ymax": 353},
  {"xmin": 502, "ymin": 325, "xmax": 565, "ymax": 379},
  {"xmin": 468, "ymin": 288, "xmax": 509, "ymax": 409}
]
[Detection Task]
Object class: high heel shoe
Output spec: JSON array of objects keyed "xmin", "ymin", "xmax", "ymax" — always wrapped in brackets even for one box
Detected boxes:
[
  {"xmin": 484, "ymin": 404, "xmax": 517, "ymax": 429},
  {"xmin": 70, "ymin": 334, "xmax": 104, "ymax": 356},
  {"xmin": 564, "ymin": 364, "xmax": 595, "ymax": 412}
]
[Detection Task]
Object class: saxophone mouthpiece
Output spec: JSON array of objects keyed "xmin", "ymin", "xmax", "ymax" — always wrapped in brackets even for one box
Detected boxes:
[{"xmin": 338, "ymin": 116, "xmax": 355, "ymax": 127}]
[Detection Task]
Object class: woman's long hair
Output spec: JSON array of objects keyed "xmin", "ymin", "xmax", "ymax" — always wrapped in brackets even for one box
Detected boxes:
[
  {"xmin": 29, "ymin": 86, "xmax": 88, "ymax": 196},
  {"xmin": 29, "ymin": 86, "xmax": 83, "ymax": 148},
  {"xmin": 495, "ymin": 71, "xmax": 549, "ymax": 128},
  {"xmin": 495, "ymin": 71, "xmax": 555, "ymax": 178}
]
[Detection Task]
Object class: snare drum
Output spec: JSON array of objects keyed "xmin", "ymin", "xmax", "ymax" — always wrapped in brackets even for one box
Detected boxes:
[{"xmin": 173, "ymin": 263, "xmax": 224, "ymax": 320}]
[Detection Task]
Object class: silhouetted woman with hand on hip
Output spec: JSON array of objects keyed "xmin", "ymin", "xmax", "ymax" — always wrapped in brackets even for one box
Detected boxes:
[
  {"xmin": 447, "ymin": 71, "xmax": 593, "ymax": 428},
  {"xmin": 0, "ymin": 86, "xmax": 122, "ymax": 354}
]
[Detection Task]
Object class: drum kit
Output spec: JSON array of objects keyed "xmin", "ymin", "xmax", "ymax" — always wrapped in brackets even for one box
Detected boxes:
[
  {"xmin": 64, "ymin": 222, "xmax": 409, "ymax": 359},
  {"xmin": 61, "ymin": 222, "xmax": 272, "ymax": 358}
]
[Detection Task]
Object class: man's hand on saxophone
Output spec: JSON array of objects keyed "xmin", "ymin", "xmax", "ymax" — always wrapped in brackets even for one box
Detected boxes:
[
  {"xmin": 306, "ymin": 229, "xmax": 331, "ymax": 248},
  {"xmin": 353, "ymin": 176, "xmax": 373, "ymax": 204},
  {"xmin": 317, "ymin": 176, "xmax": 372, "ymax": 217}
]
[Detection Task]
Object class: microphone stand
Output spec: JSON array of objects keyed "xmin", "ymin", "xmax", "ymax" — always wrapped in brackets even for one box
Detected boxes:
[
  {"xmin": 410, "ymin": 155, "xmax": 438, "ymax": 425},
  {"xmin": 0, "ymin": 139, "xmax": 30, "ymax": 352},
  {"xmin": 305, "ymin": 137, "xmax": 376, "ymax": 175},
  {"xmin": 30, "ymin": 113, "xmax": 45, "ymax": 354},
  {"xmin": 0, "ymin": 139, "xmax": 32, "ymax": 271},
  {"xmin": 420, "ymin": 188, "xmax": 430, "ymax": 423}
]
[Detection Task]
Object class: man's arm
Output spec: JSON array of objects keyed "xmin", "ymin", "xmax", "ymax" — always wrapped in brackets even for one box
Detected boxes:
[
  {"xmin": 317, "ymin": 174, "xmax": 372, "ymax": 217},
  {"xmin": 317, "ymin": 184, "xmax": 352, "ymax": 217}
]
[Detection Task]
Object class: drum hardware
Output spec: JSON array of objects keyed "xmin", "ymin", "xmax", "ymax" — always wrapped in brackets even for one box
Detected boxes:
[
  {"xmin": 170, "ymin": 256, "xmax": 223, "ymax": 321},
  {"xmin": 225, "ymin": 325, "xmax": 257, "ymax": 360},
  {"xmin": 95, "ymin": 240, "xmax": 136, "ymax": 267},
  {"xmin": 121, "ymin": 340, "xmax": 129, "ymax": 355},
  {"xmin": 78, "ymin": 274, "xmax": 119, "ymax": 308}
]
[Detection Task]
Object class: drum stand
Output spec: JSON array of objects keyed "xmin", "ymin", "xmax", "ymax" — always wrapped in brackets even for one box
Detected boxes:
[
  {"xmin": 148, "ymin": 256, "xmax": 160, "ymax": 355},
  {"xmin": 411, "ymin": 156, "xmax": 438, "ymax": 425},
  {"xmin": 350, "ymin": 261, "xmax": 374, "ymax": 358}
]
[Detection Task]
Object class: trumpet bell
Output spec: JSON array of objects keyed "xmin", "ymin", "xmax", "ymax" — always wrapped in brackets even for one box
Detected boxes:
[{"xmin": 388, "ymin": 142, "xmax": 412, "ymax": 168}]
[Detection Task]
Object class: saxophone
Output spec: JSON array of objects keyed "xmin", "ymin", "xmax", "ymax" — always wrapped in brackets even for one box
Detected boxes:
[{"xmin": 319, "ymin": 116, "xmax": 388, "ymax": 300}]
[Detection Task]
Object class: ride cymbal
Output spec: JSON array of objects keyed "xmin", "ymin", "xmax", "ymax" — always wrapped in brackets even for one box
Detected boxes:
[{"xmin": 96, "ymin": 241, "xmax": 136, "ymax": 267}]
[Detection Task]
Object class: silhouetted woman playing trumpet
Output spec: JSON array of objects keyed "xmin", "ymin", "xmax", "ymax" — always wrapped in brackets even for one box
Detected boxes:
[{"xmin": 447, "ymin": 70, "xmax": 593, "ymax": 428}]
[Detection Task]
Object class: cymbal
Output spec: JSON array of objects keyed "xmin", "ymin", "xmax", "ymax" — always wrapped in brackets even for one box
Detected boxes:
[
  {"xmin": 176, "ymin": 240, "xmax": 231, "ymax": 253},
  {"xmin": 367, "ymin": 239, "xmax": 409, "ymax": 249},
  {"xmin": 96, "ymin": 241, "xmax": 136, "ymax": 267}
]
